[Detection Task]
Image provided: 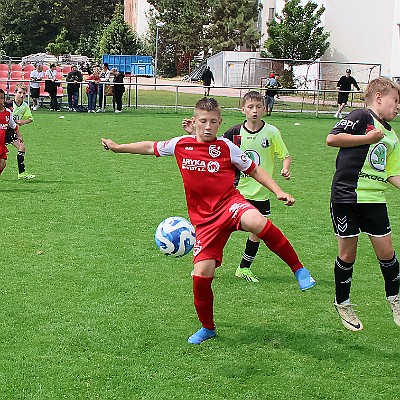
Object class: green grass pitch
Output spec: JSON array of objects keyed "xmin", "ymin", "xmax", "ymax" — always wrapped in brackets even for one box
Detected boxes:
[{"xmin": 1, "ymin": 103, "xmax": 399, "ymax": 399}]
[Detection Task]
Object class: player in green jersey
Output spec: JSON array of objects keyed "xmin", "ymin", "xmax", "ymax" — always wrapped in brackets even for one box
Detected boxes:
[
  {"xmin": 327, "ymin": 77, "xmax": 400, "ymax": 331},
  {"xmin": 182, "ymin": 91, "xmax": 315, "ymax": 291},
  {"xmin": 5, "ymin": 84, "xmax": 35, "ymax": 179}
]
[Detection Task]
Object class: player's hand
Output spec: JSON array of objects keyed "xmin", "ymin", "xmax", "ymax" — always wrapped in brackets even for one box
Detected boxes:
[
  {"xmin": 276, "ymin": 191, "xmax": 295, "ymax": 206},
  {"xmin": 281, "ymin": 169, "xmax": 291, "ymax": 180},
  {"xmin": 182, "ymin": 118, "xmax": 194, "ymax": 134},
  {"xmin": 102, "ymin": 138, "xmax": 116, "ymax": 151},
  {"xmin": 365, "ymin": 124, "xmax": 384, "ymax": 144}
]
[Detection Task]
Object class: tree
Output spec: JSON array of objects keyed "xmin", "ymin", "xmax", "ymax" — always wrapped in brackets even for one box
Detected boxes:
[
  {"xmin": 147, "ymin": 0, "xmax": 260, "ymax": 76},
  {"xmin": 147, "ymin": 0, "xmax": 209, "ymax": 77},
  {"xmin": 46, "ymin": 28, "xmax": 73, "ymax": 59},
  {"xmin": 0, "ymin": 0, "xmax": 118, "ymax": 57},
  {"xmin": 99, "ymin": 2, "xmax": 143, "ymax": 57},
  {"xmin": 0, "ymin": 0, "xmax": 59, "ymax": 56},
  {"xmin": 265, "ymin": 0, "xmax": 330, "ymax": 61},
  {"xmin": 205, "ymin": 0, "xmax": 261, "ymax": 54}
]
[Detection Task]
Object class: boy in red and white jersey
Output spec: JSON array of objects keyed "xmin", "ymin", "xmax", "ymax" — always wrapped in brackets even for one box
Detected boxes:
[
  {"xmin": 0, "ymin": 88, "xmax": 17, "ymax": 175},
  {"xmin": 102, "ymin": 98, "xmax": 308, "ymax": 345}
]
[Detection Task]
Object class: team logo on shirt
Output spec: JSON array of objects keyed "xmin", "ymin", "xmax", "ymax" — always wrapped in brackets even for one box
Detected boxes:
[
  {"xmin": 207, "ymin": 161, "xmax": 220, "ymax": 173},
  {"xmin": 244, "ymin": 150, "xmax": 260, "ymax": 165},
  {"xmin": 209, "ymin": 144, "xmax": 221, "ymax": 158},
  {"xmin": 261, "ymin": 138, "xmax": 270, "ymax": 148},
  {"xmin": 369, "ymin": 143, "xmax": 387, "ymax": 172}
]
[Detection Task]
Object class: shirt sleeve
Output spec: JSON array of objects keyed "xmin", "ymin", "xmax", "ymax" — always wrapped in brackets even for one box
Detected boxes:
[
  {"xmin": 8, "ymin": 111, "xmax": 17, "ymax": 129},
  {"xmin": 154, "ymin": 136, "xmax": 184, "ymax": 157},
  {"xmin": 271, "ymin": 128, "xmax": 290, "ymax": 160},
  {"xmin": 386, "ymin": 133, "xmax": 400, "ymax": 178},
  {"xmin": 330, "ymin": 109, "xmax": 370, "ymax": 135},
  {"xmin": 351, "ymin": 77, "xmax": 360, "ymax": 91}
]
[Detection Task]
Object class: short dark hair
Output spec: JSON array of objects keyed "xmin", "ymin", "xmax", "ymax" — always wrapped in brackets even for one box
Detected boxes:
[
  {"xmin": 242, "ymin": 90, "xmax": 264, "ymax": 106},
  {"xmin": 0, "ymin": 88, "xmax": 5, "ymax": 97},
  {"xmin": 346, "ymin": 68, "xmax": 351, "ymax": 73},
  {"xmin": 194, "ymin": 97, "xmax": 221, "ymax": 115}
]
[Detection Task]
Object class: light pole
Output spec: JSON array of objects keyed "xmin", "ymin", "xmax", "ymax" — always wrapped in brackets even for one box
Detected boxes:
[{"xmin": 154, "ymin": 21, "xmax": 165, "ymax": 89}]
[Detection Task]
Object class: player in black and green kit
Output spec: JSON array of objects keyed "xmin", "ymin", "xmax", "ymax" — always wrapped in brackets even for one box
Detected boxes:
[
  {"xmin": 223, "ymin": 91, "xmax": 315, "ymax": 290},
  {"xmin": 327, "ymin": 77, "xmax": 400, "ymax": 331}
]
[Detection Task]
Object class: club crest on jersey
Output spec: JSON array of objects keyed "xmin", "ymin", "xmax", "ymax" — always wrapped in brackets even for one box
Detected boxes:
[
  {"xmin": 369, "ymin": 143, "xmax": 387, "ymax": 172},
  {"xmin": 244, "ymin": 149, "xmax": 260, "ymax": 165},
  {"xmin": 193, "ymin": 239, "xmax": 202, "ymax": 256},
  {"xmin": 207, "ymin": 160, "xmax": 220, "ymax": 173},
  {"xmin": 261, "ymin": 138, "xmax": 270, "ymax": 148},
  {"xmin": 209, "ymin": 144, "xmax": 221, "ymax": 158}
]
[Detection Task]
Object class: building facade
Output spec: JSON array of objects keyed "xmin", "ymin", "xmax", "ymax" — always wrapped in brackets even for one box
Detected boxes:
[
  {"xmin": 125, "ymin": 0, "xmax": 400, "ymax": 78},
  {"xmin": 259, "ymin": 0, "xmax": 400, "ymax": 78}
]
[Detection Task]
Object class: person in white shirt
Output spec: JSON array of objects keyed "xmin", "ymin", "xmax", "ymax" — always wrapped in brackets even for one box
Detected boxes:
[{"xmin": 29, "ymin": 64, "xmax": 44, "ymax": 110}]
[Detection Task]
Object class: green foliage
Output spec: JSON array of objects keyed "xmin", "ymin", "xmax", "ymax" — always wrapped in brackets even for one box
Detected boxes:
[
  {"xmin": 147, "ymin": 0, "xmax": 260, "ymax": 76},
  {"xmin": 76, "ymin": 27, "xmax": 103, "ymax": 60},
  {"xmin": 205, "ymin": 0, "xmax": 261, "ymax": 53},
  {"xmin": 0, "ymin": 0, "xmax": 118, "ymax": 57},
  {"xmin": 265, "ymin": 0, "xmax": 330, "ymax": 63},
  {"xmin": 46, "ymin": 28, "xmax": 73, "ymax": 58},
  {"xmin": 99, "ymin": 2, "xmax": 143, "ymax": 56},
  {"xmin": 147, "ymin": 1, "xmax": 208, "ymax": 77},
  {"xmin": 0, "ymin": 0, "xmax": 59, "ymax": 56}
]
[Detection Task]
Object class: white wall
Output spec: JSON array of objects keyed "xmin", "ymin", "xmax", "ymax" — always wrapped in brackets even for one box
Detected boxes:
[
  {"xmin": 262, "ymin": 0, "xmax": 400, "ymax": 78},
  {"xmin": 137, "ymin": 0, "xmax": 151, "ymax": 36}
]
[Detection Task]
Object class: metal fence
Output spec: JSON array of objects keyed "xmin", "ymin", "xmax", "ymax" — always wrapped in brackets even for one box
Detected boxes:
[{"xmin": 0, "ymin": 76, "xmax": 367, "ymax": 116}]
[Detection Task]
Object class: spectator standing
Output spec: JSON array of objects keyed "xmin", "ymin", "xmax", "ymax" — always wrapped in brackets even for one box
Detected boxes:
[
  {"xmin": 97, "ymin": 62, "xmax": 110, "ymax": 112},
  {"xmin": 29, "ymin": 64, "xmax": 44, "ymax": 111},
  {"xmin": 86, "ymin": 68, "xmax": 100, "ymax": 113},
  {"xmin": 112, "ymin": 67, "xmax": 125, "ymax": 113},
  {"xmin": 44, "ymin": 64, "xmax": 60, "ymax": 111},
  {"xmin": 66, "ymin": 65, "xmax": 83, "ymax": 111}
]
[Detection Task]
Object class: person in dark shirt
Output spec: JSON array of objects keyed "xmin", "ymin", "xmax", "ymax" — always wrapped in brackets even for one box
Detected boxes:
[
  {"xmin": 66, "ymin": 65, "xmax": 83, "ymax": 111},
  {"xmin": 201, "ymin": 66, "xmax": 214, "ymax": 96},
  {"xmin": 327, "ymin": 77, "xmax": 400, "ymax": 332},
  {"xmin": 334, "ymin": 68, "xmax": 361, "ymax": 118}
]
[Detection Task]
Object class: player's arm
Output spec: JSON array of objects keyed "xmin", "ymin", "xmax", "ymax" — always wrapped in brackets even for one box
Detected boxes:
[
  {"xmin": 326, "ymin": 127, "xmax": 384, "ymax": 148},
  {"xmin": 281, "ymin": 156, "xmax": 291, "ymax": 180},
  {"xmin": 248, "ymin": 165, "xmax": 295, "ymax": 206},
  {"xmin": 17, "ymin": 118, "xmax": 33, "ymax": 126},
  {"xmin": 102, "ymin": 139, "xmax": 155, "ymax": 155},
  {"xmin": 388, "ymin": 176, "xmax": 400, "ymax": 189}
]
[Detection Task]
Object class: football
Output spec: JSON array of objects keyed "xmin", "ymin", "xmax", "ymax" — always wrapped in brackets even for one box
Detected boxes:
[{"xmin": 154, "ymin": 216, "xmax": 196, "ymax": 257}]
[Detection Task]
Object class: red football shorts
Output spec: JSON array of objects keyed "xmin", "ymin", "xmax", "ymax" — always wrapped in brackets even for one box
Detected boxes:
[{"xmin": 192, "ymin": 194, "xmax": 256, "ymax": 267}]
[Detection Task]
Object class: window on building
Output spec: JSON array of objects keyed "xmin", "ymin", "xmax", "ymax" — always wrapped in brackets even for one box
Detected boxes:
[{"xmin": 268, "ymin": 8, "xmax": 275, "ymax": 22}]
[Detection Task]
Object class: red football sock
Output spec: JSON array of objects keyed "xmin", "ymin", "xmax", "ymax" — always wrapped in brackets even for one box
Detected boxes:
[
  {"xmin": 193, "ymin": 275, "xmax": 215, "ymax": 330},
  {"xmin": 257, "ymin": 220, "xmax": 302, "ymax": 273}
]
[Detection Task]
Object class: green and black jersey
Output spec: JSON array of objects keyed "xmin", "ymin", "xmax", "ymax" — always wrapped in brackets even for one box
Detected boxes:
[
  {"xmin": 330, "ymin": 109, "xmax": 400, "ymax": 204},
  {"xmin": 12, "ymin": 101, "xmax": 33, "ymax": 124},
  {"xmin": 223, "ymin": 121, "xmax": 290, "ymax": 201}
]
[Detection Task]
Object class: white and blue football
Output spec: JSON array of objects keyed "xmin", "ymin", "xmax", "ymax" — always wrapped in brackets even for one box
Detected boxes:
[{"xmin": 155, "ymin": 216, "xmax": 196, "ymax": 257}]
